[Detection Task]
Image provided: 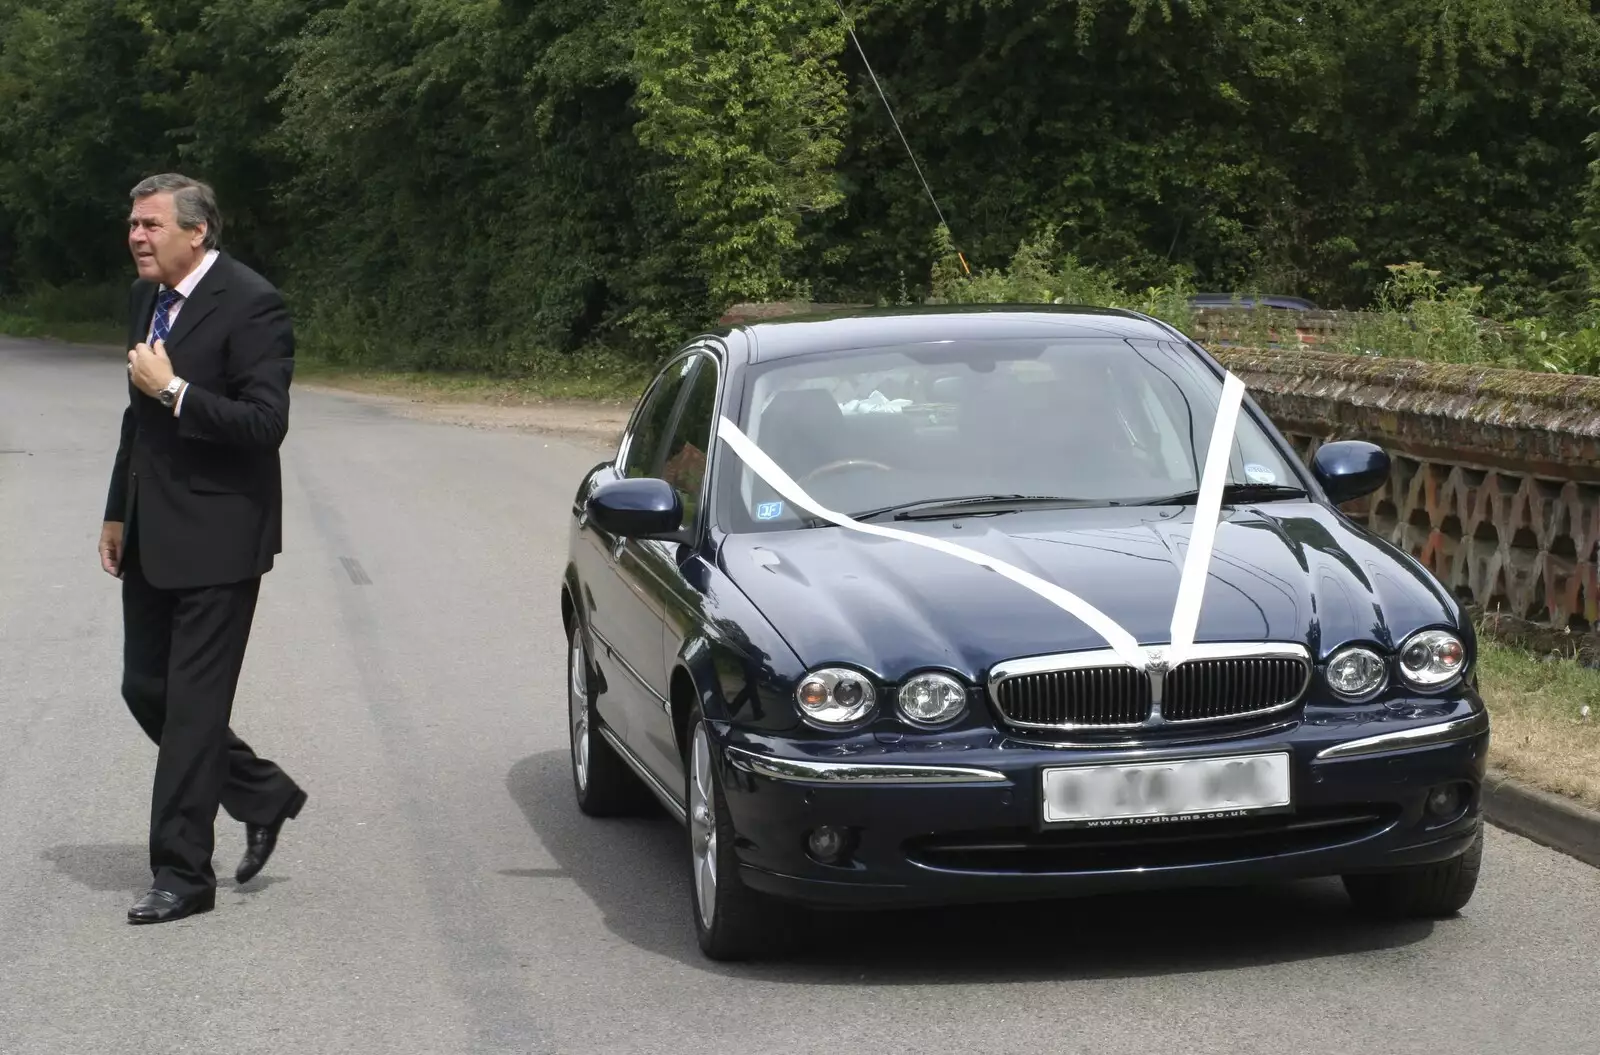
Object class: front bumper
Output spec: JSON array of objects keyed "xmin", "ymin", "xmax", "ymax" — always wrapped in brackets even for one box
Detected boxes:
[{"xmin": 714, "ymin": 700, "xmax": 1490, "ymax": 909}]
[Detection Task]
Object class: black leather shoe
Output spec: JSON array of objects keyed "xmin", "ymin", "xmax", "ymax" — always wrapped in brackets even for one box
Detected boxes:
[
  {"xmin": 236, "ymin": 788, "xmax": 308, "ymax": 885},
  {"xmin": 128, "ymin": 887, "xmax": 215, "ymax": 924}
]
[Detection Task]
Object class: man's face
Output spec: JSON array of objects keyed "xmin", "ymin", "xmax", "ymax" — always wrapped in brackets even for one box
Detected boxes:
[{"xmin": 127, "ymin": 192, "xmax": 205, "ymax": 287}]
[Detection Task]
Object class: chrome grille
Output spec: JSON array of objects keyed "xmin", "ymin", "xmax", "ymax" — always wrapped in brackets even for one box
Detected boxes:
[
  {"xmin": 991, "ymin": 666, "xmax": 1151, "ymax": 729},
  {"xmin": 987, "ymin": 644, "xmax": 1311, "ymax": 731},
  {"xmin": 1163, "ymin": 656, "xmax": 1309, "ymax": 723}
]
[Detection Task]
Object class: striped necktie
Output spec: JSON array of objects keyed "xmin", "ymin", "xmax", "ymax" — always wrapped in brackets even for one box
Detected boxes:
[{"xmin": 151, "ymin": 288, "xmax": 183, "ymax": 344}]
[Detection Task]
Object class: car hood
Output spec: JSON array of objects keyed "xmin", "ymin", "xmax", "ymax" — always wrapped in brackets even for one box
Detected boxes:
[{"xmin": 717, "ymin": 502, "xmax": 1459, "ymax": 681}]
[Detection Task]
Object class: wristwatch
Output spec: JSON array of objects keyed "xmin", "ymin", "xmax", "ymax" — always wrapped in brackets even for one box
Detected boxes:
[{"xmin": 157, "ymin": 376, "xmax": 185, "ymax": 409}]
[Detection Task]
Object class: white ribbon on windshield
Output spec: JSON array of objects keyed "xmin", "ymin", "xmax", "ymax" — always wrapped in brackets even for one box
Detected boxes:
[
  {"xmin": 1167, "ymin": 370, "xmax": 1247, "ymax": 668},
  {"xmin": 715, "ymin": 369, "xmax": 1249, "ymax": 672}
]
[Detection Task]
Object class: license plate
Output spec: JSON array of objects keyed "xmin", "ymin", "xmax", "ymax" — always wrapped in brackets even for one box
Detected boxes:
[{"xmin": 1040, "ymin": 751, "xmax": 1292, "ymax": 828}]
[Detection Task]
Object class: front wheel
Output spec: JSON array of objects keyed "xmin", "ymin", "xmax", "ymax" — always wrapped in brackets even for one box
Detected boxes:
[
  {"xmin": 567, "ymin": 621, "xmax": 647, "ymax": 816},
  {"xmin": 686, "ymin": 706, "xmax": 790, "ymax": 961},
  {"xmin": 1342, "ymin": 821, "xmax": 1484, "ymax": 919}
]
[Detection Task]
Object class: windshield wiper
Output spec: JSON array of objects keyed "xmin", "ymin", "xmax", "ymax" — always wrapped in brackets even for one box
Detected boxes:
[
  {"xmin": 1129, "ymin": 482, "xmax": 1308, "ymax": 506},
  {"xmin": 852, "ymin": 494, "xmax": 1111, "ymax": 521}
]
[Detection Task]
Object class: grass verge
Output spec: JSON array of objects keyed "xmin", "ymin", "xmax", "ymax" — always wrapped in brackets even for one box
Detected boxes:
[
  {"xmin": 0, "ymin": 306, "xmax": 651, "ymax": 405},
  {"xmin": 0, "ymin": 311, "xmax": 122, "ymax": 346},
  {"xmin": 293, "ymin": 358, "xmax": 647, "ymax": 406},
  {"xmin": 0, "ymin": 284, "xmax": 124, "ymax": 346},
  {"xmin": 291, "ymin": 352, "xmax": 646, "ymax": 406},
  {"xmin": 1479, "ymin": 640, "xmax": 1600, "ymax": 810}
]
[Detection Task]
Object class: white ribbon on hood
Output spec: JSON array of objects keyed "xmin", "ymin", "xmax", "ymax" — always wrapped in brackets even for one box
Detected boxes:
[{"xmin": 714, "ymin": 369, "xmax": 1250, "ymax": 670}]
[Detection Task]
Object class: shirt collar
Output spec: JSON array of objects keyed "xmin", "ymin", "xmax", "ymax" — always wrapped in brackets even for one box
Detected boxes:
[{"xmin": 164, "ymin": 249, "xmax": 220, "ymax": 299}]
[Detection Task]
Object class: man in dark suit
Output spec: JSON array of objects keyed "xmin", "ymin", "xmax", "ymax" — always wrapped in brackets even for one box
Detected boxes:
[{"xmin": 98, "ymin": 173, "xmax": 308, "ymax": 924}]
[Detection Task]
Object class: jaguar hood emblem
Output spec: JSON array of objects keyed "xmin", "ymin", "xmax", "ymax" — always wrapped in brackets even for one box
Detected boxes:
[{"xmin": 1143, "ymin": 649, "xmax": 1171, "ymax": 675}]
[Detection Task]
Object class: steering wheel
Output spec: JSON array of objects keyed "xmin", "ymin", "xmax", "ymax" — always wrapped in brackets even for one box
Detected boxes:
[{"xmin": 799, "ymin": 458, "xmax": 894, "ymax": 486}]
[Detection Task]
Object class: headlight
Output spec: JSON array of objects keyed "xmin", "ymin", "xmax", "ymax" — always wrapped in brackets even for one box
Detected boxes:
[
  {"xmin": 1327, "ymin": 645, "xmax": 1387, "ymax": 700},
  {"xmin": 1398, "ymin": 629, "xmax": 1466, "ymax": 689},
  {"xmin": 897, "ymin": 672, "xmax": 968, "ymax": 726},
  {"xmin": 796, "ymin": 668, "xmax": 876, "ymax": 725}
]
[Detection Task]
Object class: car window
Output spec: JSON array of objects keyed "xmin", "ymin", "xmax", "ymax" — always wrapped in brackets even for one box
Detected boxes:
[
  {"xmin": 719, "ymin": 336, "xmax": 1305, "ymax": 532},
  {"xmin": 619, "ymin": 354, "xmax": 695, "ymax": 479},
  {"xmin": 659, "ymin": 355, "xmax": 718, "ymax": 530}
]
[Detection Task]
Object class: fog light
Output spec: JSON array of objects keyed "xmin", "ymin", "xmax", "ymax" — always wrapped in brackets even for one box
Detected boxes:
[
  {"xmin": 806, "ymin": 825, "xmax": 848, "ymax": 864},
  {"xmin": 1426, "ymin": 784, "xmax": 1463, "ymax": 817}
]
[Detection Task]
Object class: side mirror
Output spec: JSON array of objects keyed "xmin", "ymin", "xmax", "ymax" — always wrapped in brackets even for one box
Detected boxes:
[
  {"xmin": 587, "ymin": 477, "xmax": 683, "ymax": 538},
  {"xmin": 1311, "ymin": 440, "xmax": 1390, "ymax": 504}
]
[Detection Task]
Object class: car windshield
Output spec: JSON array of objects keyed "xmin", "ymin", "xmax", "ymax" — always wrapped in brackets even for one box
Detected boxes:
[{"xmin": 717, "ymin": 336, "xmax": 1305, "ymax": 532}]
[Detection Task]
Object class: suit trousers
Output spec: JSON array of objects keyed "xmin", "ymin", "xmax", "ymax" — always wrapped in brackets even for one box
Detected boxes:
[{"xmin": 119, "ymin": 537, "xmax": 303, "ymax": 897}]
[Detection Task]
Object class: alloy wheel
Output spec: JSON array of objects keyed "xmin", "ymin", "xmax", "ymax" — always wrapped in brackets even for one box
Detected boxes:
[
  {"xmin": 569, "ymin": 632, "xmax": 589, "ymax": 793},
  {"xmin": 689, "ymin": 722, "xmax": 718, "ymax": 928}
]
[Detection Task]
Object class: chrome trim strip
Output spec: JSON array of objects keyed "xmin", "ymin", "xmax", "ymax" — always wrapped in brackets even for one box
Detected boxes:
[
  {"xmin": 989, "ymin": 646, "xmax": 1147, "ymax": 681},
  {"xmin": 597, "ymin": 724, "xmax": 687, "ymax": 822},
  {"xmin": 986, "ymin": 641, "xmax": 1312, "ymax": 732},
  {"xmin": 988, "ymin": 641, "xmax": 1312, "ymax": 683},
  {"xmin": 1314, "ymin": 711, "xmax": 1488, "ymax": 760},
  {"xmin": 589, "ymin": 626, "xmax": 668, "ymax": 704},
  {"xmin": 1004, "ymin": 719, "xmax": 1300, "ymax": 751},
  {"xmin": 724, "ymin": 747, "xmax": 1010, "ymax": 786},
  {"xmin": 1000, "ymin": 715, "xmax": 1149, "ymax": 732}
]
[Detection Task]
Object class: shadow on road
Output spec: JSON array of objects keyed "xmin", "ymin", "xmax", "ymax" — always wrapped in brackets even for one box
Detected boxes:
[
  {"xmin": 40, "ymin": 844, "xmax": 150, "ymax": 892},
  {"xmin": 41, "ymin": 843, "xmax": 291, "ymax": 895},
  {"xmin": 507, "ymin": 750, "xmax": 1438, "ymax": 981}
]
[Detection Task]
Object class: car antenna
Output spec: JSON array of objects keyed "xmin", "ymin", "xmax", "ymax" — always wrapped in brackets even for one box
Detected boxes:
[{"xmin": 829, "ymin": 0, "xmax": 970, "ymax": 275}]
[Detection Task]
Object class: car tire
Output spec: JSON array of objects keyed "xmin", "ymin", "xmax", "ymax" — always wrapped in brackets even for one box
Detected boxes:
[
  {"xmin": 685, "ymin": 703, "xmax": 790, "ymax": 961},
  {"xmin": 1342, "ymin": 820, "xmax": 1484, "ymax": 919},
  {"xmin": 567, "ymin": 620, "xmax": 648, "ymax": 817}
]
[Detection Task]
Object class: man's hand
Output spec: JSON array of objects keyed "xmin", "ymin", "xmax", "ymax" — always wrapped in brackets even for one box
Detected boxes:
[
  {"xmin": 99, "ymin": 521, "xmax": 125, "ymax": 578},
  {"xmin": 128, "ymin": 340, "xmax": 175, "ymax": 397}
]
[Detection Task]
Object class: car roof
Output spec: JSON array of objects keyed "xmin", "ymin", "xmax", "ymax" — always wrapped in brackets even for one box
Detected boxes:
[
  {"xmin": 718, "ymin": 304, "xmax": 1186, "ymax": 363},
  {"xmin": 1189, "ymin": 293, "xmax": 1318, "ymax": 310}
]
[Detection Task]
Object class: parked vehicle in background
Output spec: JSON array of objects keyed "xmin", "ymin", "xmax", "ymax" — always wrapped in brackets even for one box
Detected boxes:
[{"xmin": 1190, "ymin": 293, "xmax": 1320, "ymax": 311}]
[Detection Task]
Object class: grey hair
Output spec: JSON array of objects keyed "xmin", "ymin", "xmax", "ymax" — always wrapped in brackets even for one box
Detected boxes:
[{"xmin": 129, "ymin": 173, "xmax": 223, "ymax": 249}]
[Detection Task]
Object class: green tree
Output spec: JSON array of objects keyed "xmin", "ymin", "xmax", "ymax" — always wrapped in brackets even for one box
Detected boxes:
[
  {"xmin": 815, "ymin": 0, "xmax": 1600, "ymax": 312},
  {"xmin": 632, "ymin": 0, "xmax": 850, "ymax": 311},
  {"xmin": 5, "ymin": 0, "xmax": 1600, "ymax": 368},
  {"xmin": 0, "ymin": 0, "xmax": 167, "ymax": 288}
]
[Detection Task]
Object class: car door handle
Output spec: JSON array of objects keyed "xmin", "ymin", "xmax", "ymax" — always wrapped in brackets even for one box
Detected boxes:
[{"xmin": 610, "ymin": 537, "xmax": 626, "ymax": 561}]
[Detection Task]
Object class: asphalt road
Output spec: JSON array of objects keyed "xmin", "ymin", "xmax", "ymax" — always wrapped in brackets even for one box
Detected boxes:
[{"xmin": 3, "ymin": 334, "xmax": 1598, "ymax": 1055}]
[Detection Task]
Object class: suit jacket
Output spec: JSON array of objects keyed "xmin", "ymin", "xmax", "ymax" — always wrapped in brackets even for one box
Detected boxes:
[{"xmin": 104, "ymin": 252, "xmax": 294, "ymax": 590}]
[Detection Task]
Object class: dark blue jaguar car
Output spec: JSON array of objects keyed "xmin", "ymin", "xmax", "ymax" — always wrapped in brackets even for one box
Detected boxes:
[{"xmin": 560, "ymin": 306, "xmax": 1489, "ymax": 960}]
